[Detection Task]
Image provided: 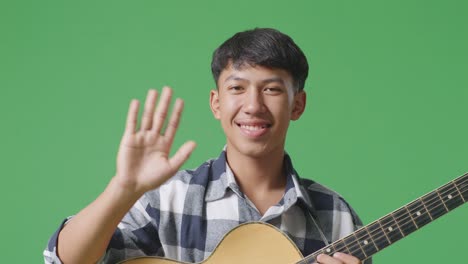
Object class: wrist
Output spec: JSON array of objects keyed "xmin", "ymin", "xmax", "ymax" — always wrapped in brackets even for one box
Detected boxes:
[{"xmin": 106, "ymin": 176, "xmax": 145, "ymax": 206}]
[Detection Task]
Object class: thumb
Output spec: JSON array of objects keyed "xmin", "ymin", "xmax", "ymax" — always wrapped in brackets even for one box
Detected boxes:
[{"xmin": 169, "ymin": 141, "xmax": 197, "ymax": 170}]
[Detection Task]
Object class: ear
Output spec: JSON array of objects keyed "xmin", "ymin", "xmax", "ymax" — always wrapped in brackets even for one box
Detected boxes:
[
  {"xmin": 210, "ymin": 89, "xmax": 221, "ymax": 120},
  {"xmin": 291, "ymin": 91, "xmax": 306, "ymax": 121}
]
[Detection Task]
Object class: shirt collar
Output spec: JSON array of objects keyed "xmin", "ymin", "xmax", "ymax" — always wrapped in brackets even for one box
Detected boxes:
[
  {"xmin": 203, "ymin": 150, "xmax": 229, "ymax": 202},
  {"xmin": 204, "ymin": 150, "xmax": 316, "ymax": 214},
  {"xmin": 281, "ymin": 153, "xmax": 315, "ymax": 213}
]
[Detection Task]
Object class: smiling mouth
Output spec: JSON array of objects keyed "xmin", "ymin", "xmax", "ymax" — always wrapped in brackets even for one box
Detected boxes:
[
  {"xmin": 237, "ymin": 124, "xmax": 271, "ymax": 130},
  {"xmin": 235, "ymin": 122, "xmax": 272, "ymax": 138}
]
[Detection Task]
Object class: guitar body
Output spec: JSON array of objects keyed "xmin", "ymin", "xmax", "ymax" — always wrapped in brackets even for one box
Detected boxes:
[{"xmin": 121, "ymin": 222, "xmax": 304, "ymax": 264}]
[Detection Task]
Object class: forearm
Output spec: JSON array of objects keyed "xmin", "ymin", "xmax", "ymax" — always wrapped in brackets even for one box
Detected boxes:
[{"xmin": 57, "ymin": 177, "xmax": 143, "ymax": 264}]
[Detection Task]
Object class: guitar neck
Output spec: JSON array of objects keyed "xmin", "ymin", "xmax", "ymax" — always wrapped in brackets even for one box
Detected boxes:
[{"xmin": 300, "ymin": 173, "xmax": 468, "ymax": 264}]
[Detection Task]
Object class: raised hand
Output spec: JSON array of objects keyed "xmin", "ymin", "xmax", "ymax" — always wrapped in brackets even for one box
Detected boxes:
[{"xmin": 115, "ymin": 87, "xmax": 196, "ymax": 195}]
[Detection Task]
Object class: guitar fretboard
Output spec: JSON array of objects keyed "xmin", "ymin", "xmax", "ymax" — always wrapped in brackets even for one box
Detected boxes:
[{"xmin": 297, "ymin": 173, "xmax": 468, "ymax": 264}]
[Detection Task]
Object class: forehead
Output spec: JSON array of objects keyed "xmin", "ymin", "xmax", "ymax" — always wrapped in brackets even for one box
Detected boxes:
[{"xmin": 218, "ymin": 63, "xmax": 293, "ymax": 86}]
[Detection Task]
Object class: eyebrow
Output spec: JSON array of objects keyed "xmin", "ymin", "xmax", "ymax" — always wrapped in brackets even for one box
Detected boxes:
[{"xmin": 223, "ymin": 75, "xmax": 285, "ymax": 85}]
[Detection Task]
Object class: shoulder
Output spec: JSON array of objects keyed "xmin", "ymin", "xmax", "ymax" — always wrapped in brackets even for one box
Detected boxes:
[
  {"xmin": 299, "ymin": 178, "xmax": 345, "ymax": 206},
  {"xmin": 299, "ymin": 178, "xmax": 363, "ymax": 225}
]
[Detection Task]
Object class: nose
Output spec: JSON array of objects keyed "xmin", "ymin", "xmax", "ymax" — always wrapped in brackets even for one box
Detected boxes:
[{"xmin": 243, "ymin": 88, "xmax": 265, "ymax": 115}]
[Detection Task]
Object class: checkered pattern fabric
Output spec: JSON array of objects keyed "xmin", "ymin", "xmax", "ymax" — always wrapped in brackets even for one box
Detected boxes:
[{"xmin": 44, "ymin": 150, "xmax": 371, "ymax": 264}]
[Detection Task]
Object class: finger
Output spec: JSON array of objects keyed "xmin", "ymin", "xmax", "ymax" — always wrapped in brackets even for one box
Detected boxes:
[
  {"xmin": 152, "ymin": 87, "xmax": 172, "ymax": 134},
  {"xmin": 317, "ymin": 253, "xmax": 343, "ymax": 264},
  {"xmin": 169, "ymin": 141, "xmax": 196, "ymax": 170},
  {"xmin": 140, "ymin": 89, "xmax": 158, "ymax": 131},
  {"xmin": 164, "ymin": 98, "xmax": 184, "ymax": 146},
  {"xmin": 333, "ymin": 252, "xmax": 361, "ymax": 264},
  {"xmin": 125, "ymin": 99, "xmax": 140, "ymax": 135}
]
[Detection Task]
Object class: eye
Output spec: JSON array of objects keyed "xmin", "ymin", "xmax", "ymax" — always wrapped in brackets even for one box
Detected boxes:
[
  {"xmin": 264, "ymin": 87, "xmax": 282, "ymax": 94},
  {"xmin": 228, "ymin": 86, "xmax": 244, "ymax": 93}
]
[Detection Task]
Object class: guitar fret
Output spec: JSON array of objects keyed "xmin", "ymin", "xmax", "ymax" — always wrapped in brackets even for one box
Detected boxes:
[
  {"xmin": 454, "ymin": 174, "xmax": 468, "ymax": 201},
  {"xmin": 356, "ymin": 228, "xmax": 378, "ymax": 256},
  {"xmin": 407, "ymin": 199, "xmax": 432, "ymax": 228},
  {"xmin": 423, "ymin": 192, "xmax": 448, "ymax": 220},
  {"xmin": 439, "ymin": 182, "xmax": 464, "ymax": 211},
  {"xmin": 380, "ymin": 214, "xmax": 404, "ymax": 243},
  {"xmin": 393, "ymin": 207, "xmax": 417, "ymax": 236},
  {"xmin": 322, "ymin": 245, "xmax": 334, "ymax": 255},
  {"xmin": 364, "ymin": 226, "xmax": 379, "ymax": 251},
  {"xmin": 331, "ymin": 243, "xmax": 338, "ymax": 253},
  {"xmin": 404, "ymin": 206, "xmax": 418, "ymax": 228},
  {"xmin": 334, "ymin": 240, "xmax": 350, "ymax": 255},
  {"xmin": 368, "ymin": 221, "xmax": 390, "ymax": 250},
  {"xmin": 390, "ymin": 212, "xmax": 405, "ymax": 237},
  {"xmin": 352, "ymin": 233, "xmax": 367, "ymax": 258},
  {"xmin": 418, "ymin": 197, "xmax": 433, "ymax": 221},
  {"xmin": 330, "ymin": 242, "xmax": 340, "ymax": 256},
  {"xmin": 435, "ymin": 188, "xmax": 450, "ymax": 212},
  {"xmin": 376, "ymin": 219, "xmax": 391, "ymax": 245},
  {"xmin": 344, "ymin": 235, "xmax": 366, "ymax": 260},
  {"xmin": 452, "ymin": 179, "xmax": 466, "ymax": 203}
]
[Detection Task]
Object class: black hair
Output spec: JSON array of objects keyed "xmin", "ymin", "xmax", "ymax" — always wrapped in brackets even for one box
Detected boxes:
[{"xmin": 211, "ymin": 28, "xmax": 309, "ymax": 91}]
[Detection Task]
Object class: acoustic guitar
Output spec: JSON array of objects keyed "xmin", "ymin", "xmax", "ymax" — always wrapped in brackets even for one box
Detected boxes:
[{"xmin": 120, "ymin": 173, "xmax": 467, "ymax": 264}]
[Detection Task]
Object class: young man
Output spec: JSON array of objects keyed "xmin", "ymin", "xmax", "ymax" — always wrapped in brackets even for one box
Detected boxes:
[{"xmin": 44, "ymin": 28, "xmax": 369, "ymax": 264}]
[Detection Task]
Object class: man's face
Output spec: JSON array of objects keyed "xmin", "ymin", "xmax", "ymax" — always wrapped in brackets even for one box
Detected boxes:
[{"xmin": 210, "ymin": 63, "xmax": 306, "ymax": 158}]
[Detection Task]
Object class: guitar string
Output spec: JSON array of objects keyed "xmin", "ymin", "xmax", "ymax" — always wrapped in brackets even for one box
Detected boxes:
[
  {"xmin": 300, "ymin": 180, "xmax": 468, "ymax": 264},
  {"xmin": 321, "ymin": 180, "xmax": 468, "ymax": 261},
  {"xmin": 301, "ymin": 178, "xmax": 468, "ymax": 263},
  {"xmin": 298, "ymin": 177, "xmax": 468, "ymax": 264},
  {"xmin": 335, "ymin": 179, "xmax": 468, "ymax": 257}
]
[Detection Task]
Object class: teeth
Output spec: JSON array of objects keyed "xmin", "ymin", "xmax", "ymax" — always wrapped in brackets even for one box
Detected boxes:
[{"xmin": 240, "ymin": 125, "xmax": 266, "ymax": 131}]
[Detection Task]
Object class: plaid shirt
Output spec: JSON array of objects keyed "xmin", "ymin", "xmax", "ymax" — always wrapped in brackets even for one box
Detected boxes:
[{"xmin": 44, "ymin": 150, "xmax": 371, "ymax": 263}]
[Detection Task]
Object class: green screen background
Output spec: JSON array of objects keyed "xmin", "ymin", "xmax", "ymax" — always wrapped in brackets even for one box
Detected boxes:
[{"xmin": 1, "ymin": 0, "xmax": 467, "ymax": 263}]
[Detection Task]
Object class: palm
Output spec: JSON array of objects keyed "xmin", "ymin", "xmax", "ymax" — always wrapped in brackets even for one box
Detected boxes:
[{"xmin": 116, "ymin": 88, "xmax": 196, "ymax": 194}]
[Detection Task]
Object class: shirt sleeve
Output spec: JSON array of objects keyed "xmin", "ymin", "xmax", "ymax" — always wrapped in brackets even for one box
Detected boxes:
[
  {"xmin": 43, "ymin": 217, "xmax": 70, "ymax": 264},
  {"xmin": 43, "ymin": 192, "xmax": 163, "ymax": 264}
]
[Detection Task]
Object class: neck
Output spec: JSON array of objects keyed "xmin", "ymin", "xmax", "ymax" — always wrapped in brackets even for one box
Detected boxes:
[{"xmin": 225, "ymin": 145, "xmax": 286, "ymax": 193}]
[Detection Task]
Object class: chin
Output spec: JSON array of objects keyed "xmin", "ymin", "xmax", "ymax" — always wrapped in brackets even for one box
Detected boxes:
[{"xmin": 228, "ymin": 140, "xmax": 281, "ymax": 159}]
